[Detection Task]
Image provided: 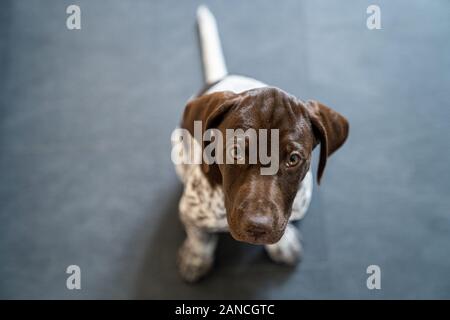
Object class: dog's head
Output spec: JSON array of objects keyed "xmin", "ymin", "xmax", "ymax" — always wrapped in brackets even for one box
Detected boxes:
[{"xmin": 182, "ymin": 87, "xmax": 348, "ymax": 244}]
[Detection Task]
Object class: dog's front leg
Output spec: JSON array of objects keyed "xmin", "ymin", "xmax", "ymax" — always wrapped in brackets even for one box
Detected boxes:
[
  {"xmin": 178, "ymin": 225, "xmax": 218, "ymax": 282},
  {"xmin": 265, "ymin": 224, "xmax": 302, "ymax": 265}
]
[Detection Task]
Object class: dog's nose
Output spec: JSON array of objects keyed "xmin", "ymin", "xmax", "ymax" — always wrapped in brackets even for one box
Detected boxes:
[{"xmin": 243, "ymin": 213, "xmax": 274, "ymax": 237}]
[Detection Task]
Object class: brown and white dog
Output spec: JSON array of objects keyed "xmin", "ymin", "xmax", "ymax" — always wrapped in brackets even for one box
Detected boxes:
[{"xmin": 173, "ymin": 6, "xmax": 349, "ymax": 282}]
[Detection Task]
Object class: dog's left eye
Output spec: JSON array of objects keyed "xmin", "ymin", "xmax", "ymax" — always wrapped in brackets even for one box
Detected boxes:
[{"xmin": 286, "ymin": 152, "xmax": 301, "ymax": 168}]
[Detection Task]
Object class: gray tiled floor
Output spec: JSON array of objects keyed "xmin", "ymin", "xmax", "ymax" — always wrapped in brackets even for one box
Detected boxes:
[{"xmin": 0, "ymin": 0, "xmax": 449, "ymax": 299}]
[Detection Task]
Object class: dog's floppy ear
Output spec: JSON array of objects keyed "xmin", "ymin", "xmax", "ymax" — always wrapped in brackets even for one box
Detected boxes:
[
  {"xmin": 182, "ymin": 91, "xmax": 238, "ymax": 134},
  {"xmin": 305, "ymin": 100, "xmax": 349, "ymax": 184},
  {"xmin": 182, "ymin": 91, "xmax": 239, "ymax": 176}
]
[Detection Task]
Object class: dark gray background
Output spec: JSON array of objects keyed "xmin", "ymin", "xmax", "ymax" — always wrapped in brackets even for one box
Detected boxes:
[{"xmin": 0, "ymin": 0, "xmax": 449, "ymax": 299}]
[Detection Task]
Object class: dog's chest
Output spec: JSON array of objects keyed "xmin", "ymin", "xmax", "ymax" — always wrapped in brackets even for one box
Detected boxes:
[{"xmin": 178, "ymin": 164, "xmax": 228, "ymax": 231}]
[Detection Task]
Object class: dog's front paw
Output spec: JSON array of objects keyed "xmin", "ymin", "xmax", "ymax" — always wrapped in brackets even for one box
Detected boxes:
[
  {"xmin": 265, "ymin": 224, "xmax": 302, "ymax": 266},
  {"xmin": 177, "ymin": 240, "xmax": 214, "ymax": 283}
]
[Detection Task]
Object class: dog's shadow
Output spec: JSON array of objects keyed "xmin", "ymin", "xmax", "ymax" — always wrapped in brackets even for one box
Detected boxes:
[{"xmin": 133, "ymin": 181, "xmax": 298, "ymax": 299}]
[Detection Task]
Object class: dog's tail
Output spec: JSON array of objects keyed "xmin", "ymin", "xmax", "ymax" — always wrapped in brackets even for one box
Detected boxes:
[{"xmin": 197, "ymin": 5, "xmax": 228, "ymax": 84}]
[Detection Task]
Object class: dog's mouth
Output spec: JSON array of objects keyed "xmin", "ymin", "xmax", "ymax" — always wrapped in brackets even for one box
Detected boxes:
[
  {"xmin": 228, "ymin": 224, "xmax": 284, "ymax": 245},
  {"xmin": 226, "ymin": 198, "xmax": 287, "ymax": 245}
]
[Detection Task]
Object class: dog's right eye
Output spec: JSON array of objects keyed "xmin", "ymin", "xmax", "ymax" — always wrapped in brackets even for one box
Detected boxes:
[
  {"xmin": 286, "ymin": 152, "xmax": 301, "ymax": 168},
  {"xmin": 227, "ymin": 143, "xmax": 245, "ymax": 162}
]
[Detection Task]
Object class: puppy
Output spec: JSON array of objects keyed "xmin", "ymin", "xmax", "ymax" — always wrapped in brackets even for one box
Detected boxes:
[{"xmin": 173, "ymin": 6, "xmax": 349, "ymax": 282}]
